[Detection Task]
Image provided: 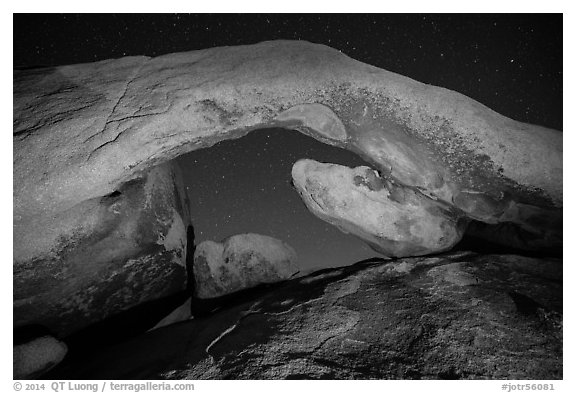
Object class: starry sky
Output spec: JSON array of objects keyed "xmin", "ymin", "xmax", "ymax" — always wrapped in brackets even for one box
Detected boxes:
[
  {"xmin": 14, "ymin": 14, "xmax": 562, "ymax": 270},
  {"xmin": 176, "ymin": 129, "xmax": 378, "ymax": 271}
]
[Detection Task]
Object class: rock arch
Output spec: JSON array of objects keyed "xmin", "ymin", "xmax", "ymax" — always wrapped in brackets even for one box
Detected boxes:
[{"xmin": 13, "ymin": 40, "xmax": 562, "ymax": 336}]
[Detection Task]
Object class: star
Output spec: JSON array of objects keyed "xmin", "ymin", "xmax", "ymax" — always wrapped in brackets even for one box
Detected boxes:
[{"xmin": 14, "ymin": 14, "xmax": 561, "ymax": 269}]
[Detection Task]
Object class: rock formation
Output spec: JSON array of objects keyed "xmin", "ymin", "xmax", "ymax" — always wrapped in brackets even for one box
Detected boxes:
[
  {"xmin": 193, "ymin": 234, "xmax": 299, "ymax": 298},
  {"xmin": 149, "ymin": 298, "xmax": 192, "ymax": 331},
  {"xmin": 14, "ymin": 162, "xmax": 192, "ymax": 336},
  {"xmin": 14, "ymin": 336, "xmax": 68, "ymax": 379},
  {"xmin": 292, "ymin": 159, "xmax": 466, "ymax": 256},
  {"xmin": 46, "ymin": 252, "xmax": 562, "ymax": 380},
  {"xmin": 13, "ymin": 40, "xmax": 562, "ymax": 338}
]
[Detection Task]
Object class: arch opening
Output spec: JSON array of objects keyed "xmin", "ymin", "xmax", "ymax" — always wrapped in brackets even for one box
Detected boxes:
[
  {"xmin": 175, "ymin": 127, "xmax": 381, "ymax": 273},
  {"xmin": 30, "ymin": 122, "xmax": 561, "ymax": 368}
]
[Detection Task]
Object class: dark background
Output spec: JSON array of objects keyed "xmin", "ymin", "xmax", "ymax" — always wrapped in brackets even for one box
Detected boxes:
[
  {"xmin": 13, "ymin": 14, "xmax": 563, "ymax": 270},
  {"xmin": 14, "ymin": 14, "xmax": 562, "ymax": 129}
]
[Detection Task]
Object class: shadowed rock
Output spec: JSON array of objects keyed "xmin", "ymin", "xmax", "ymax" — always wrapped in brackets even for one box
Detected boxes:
[
  {"xmin": 46, "ymin": 252, "xmax": 562, "ymax": 380},
  {"xmin": 193, "ymin": 234, "xmax": 299, "ymax": 298},
  {"xmin": 13, "ymin": 162, "xmax": 192, "ymax": 336},
  {"xmin": 149, "ymin": 298, "xmax": 193, "ymax": 332}
]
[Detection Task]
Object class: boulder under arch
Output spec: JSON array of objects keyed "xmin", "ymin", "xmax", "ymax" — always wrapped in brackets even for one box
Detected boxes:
[{"xmin": 13, "ymin": 40, "xmax": 562, "ymax": 336}]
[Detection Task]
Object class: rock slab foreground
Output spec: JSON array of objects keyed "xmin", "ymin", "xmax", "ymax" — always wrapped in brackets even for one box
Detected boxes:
[{"xmin": 47, "ymin": 252, "xmax": 562, "ymax": 380}]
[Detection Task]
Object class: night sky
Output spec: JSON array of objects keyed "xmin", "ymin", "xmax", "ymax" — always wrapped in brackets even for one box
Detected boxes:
[
  {"xmin": 177, "ymin": 129, "xmax": 378, "ymax": 271},
  {"xmin": 13, "ymin": 14, "xmax": 562, "ymax": 270}
]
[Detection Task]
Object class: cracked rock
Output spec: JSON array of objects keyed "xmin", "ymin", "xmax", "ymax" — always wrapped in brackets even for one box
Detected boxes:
[
  {"xmin": 13, "ymin": 40, "xmax": 562, "ymax": 352},
  {"xmin": 46, "ymin": 252, "xmax": 562, "ymax": 380}
]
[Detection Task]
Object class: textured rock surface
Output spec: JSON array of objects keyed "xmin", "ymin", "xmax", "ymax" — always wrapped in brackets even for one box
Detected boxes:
[
  {"xmin": 13, "ymin": 162, "xmax": 192, "ymax": 336},
  {"xmin": 14, "ymin": 336, "xmax": 68, "ymax": 379},
  {"xmin": 193, "ymin": 234, "xmax": 299, "ymax": 298},
  {"xmin": 47, "ymin": 252, "xmax": 562, "ymax": 380},
  {"xmin": 292, "ymin": 159, "xmax": 466, "ymax": 256},
  {"xmin": 14, "ymin": 40, "xmax": 561, "ymax": 255},
  {"xmin": 13, "ymin": 40, "xmax": 562, "ymax": 338}
]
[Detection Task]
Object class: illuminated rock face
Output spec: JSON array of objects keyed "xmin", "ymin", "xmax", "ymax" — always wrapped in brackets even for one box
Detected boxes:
[
  {"xmin": 13, "ymin": 40, "xmax": 562, "ymax": 337},
  {"xmin": 291, "ymin": 159, "xmax": 466, "ymax": 257},
  {"xmin": 193, "ymin": 234, "xmax": 299, "ymax": 298},
  {"xmin": 45, "ymin": 252, "xmax": 563, "ymax": 380},
  {"xmin": 13, "ymin": 162, "xmax": 192, "ymax": 336}
]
